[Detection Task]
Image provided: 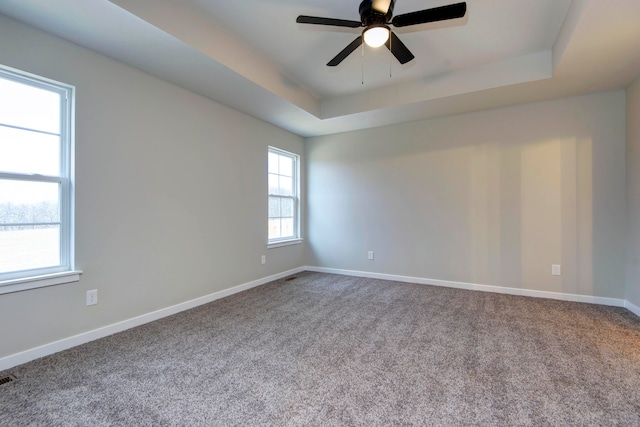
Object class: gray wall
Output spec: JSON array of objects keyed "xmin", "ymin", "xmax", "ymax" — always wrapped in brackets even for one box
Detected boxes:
[
  {"xmin": 0, "ymin": 15, "xmax": 305, "ymax": 360},
  {"xmin": 627, "ymin": 77, "xmax": 640, "ymax": 307},
  {"xmin": 306, "ymin": 91, "xmax": 627, "ymax": 299}
]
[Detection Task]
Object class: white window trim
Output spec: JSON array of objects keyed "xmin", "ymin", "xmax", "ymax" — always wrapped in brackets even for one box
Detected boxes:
[
  {"xmin": 268, "ymin": 238, "xmax": 303, "ymax": 249},
  {"xmin": 0, "ymin": 270, "xmax": 82, "ymax": 295},
  {"xmin": 0, "ymin": 64, "xmax": 79, "ymax": 292},
  {"xmin": 268, "ymin": 147, "xmax": 301, "ymax": 246}
]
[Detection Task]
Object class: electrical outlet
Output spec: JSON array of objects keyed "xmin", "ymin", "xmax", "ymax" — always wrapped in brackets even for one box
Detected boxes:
[
  {"xmin": 367, "ymin": 251, "xmax": 374, "ymax": 260},
  {"xmin": 261, "ymin": 255, "xmax": 266, "ymax": 265},
  {"xmin": 552, "ymin": 264, "xmax": 561, "ymax": 276},
  {"xmin": 86, "ymin": 289, "xmax": 98, "ymax": 306}
]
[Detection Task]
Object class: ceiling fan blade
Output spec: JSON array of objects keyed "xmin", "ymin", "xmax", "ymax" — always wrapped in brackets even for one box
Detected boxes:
[
  {"xmin": 385, "ymin": 32, "xmax": 414, "ymax": 64},
  {"xmin": 327, "ymin": 36, "xmax": 363, "ymax": 66},
  {"xmin": 372, "ymin": 0, "xmax": 394, "ymax": 15},
  {"xmin": 392, "ymin": 2, "xmax": 467, "ymax": 27},
  {"xmin": 297, "ymin": 15, "xmax": 362, "ymax": 28}
]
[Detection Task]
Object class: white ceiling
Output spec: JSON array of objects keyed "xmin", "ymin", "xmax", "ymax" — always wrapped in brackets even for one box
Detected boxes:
[
  {"xmin": 0, "ymin": 0, "xmax": 639, "ymax": 137},
  {"xmin": 187, "ymin": 0, "xmax": 569, "ymax": 98}
]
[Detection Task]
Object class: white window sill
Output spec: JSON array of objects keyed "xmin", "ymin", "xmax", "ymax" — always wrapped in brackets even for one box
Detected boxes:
[
  {"xmin": 0, "ymin": 270, "xmax": 83, "ymax": 295},
  {"xmin": 268, "ymin": 238, "xmax": 303, "ymax": 249}
]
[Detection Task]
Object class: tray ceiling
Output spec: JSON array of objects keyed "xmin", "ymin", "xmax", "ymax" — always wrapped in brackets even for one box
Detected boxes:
[{"xmin": 0, "ymin": 0, "xmax": 639, "ymax": 136}]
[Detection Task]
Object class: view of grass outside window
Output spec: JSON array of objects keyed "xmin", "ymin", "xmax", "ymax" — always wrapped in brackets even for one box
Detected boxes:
[
  {"xmin": 0, "ymin": 66, "xmax": 74, "ymax": 284},
  {"xmin": 268, "ymin": 147, "xmax": 299, "ymax": 244}
]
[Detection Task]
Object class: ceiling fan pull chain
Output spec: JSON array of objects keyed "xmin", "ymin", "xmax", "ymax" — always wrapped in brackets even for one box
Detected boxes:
[
  {"xmin": 361, "ymin": 41, "xmax": 365, "ymax": 85},
  {"xmin": 389, "ymin": 33, "xmax": 393, "ymax": 78}
]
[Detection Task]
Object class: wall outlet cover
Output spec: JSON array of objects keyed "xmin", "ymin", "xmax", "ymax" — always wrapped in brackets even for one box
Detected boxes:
[{"xmin": 86, "ymin": 289, "xmax": 98, "ymax": 306}]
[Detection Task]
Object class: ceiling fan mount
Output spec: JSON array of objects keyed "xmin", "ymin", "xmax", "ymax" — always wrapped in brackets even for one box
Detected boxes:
[
  {"xmin": 359, "ymin": 0, "xmax": 394, "ymax": 26},
  {"xmin": 296, "ymin": 0, "xmax": 467, "ymax": 67}
]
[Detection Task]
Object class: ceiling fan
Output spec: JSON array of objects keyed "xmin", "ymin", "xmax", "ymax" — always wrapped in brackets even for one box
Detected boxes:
[{"xmin": 296, "ymin": 0, "xmax": 467, "ymax": 66}]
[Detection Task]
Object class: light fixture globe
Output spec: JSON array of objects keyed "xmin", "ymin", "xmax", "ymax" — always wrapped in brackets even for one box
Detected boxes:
[{"xmin": 363, "ymin": 25, "xmax": 389, "ymax": 48}]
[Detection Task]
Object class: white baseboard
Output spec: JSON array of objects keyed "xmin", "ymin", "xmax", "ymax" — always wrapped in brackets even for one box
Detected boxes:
[
  {"xmin": 305, "ymin": 266, "xmax": 627, "ymax": 307},
  {"xmin": 0, "ymin": 267, "xmax": 305, "ymax": 372},
  {"xmin": 625, "ymin": 300, "xmax": 640, "ymax": 317}
]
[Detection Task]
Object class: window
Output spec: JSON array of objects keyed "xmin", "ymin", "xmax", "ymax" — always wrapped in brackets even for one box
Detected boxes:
[
  {"xmin": 0, "ymin": 65, "xmax": 78, "ymax": 294},
  {"xmin": 268, "ymin": 147, "xmax": 301, "ymax": 247}
]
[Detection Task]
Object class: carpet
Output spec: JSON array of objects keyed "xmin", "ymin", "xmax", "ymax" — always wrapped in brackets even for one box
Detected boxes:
[{"xmin": 1, "ymin": 271, "xmax": 639, "ymax": 426}]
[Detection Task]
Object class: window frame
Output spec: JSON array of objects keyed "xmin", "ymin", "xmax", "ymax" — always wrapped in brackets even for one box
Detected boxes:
[
  {"xmin": 0, "ymin": 65, "xmax": 80, "ymax": 294},
  {"xmin": 267, "ymin": 147, "xmax": 302, "ymax": 248}
]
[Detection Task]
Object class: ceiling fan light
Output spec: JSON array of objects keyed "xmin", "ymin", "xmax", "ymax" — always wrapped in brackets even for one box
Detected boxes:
[{"xmin": 363, "ymin": 26, "xmax": 389, "ymax": 48}]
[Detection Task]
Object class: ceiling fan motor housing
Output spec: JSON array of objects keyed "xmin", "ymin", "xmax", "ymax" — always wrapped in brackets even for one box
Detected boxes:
[{"xmin": 359, "ymin": 0, "xmax": 394, "ymax": 26}]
